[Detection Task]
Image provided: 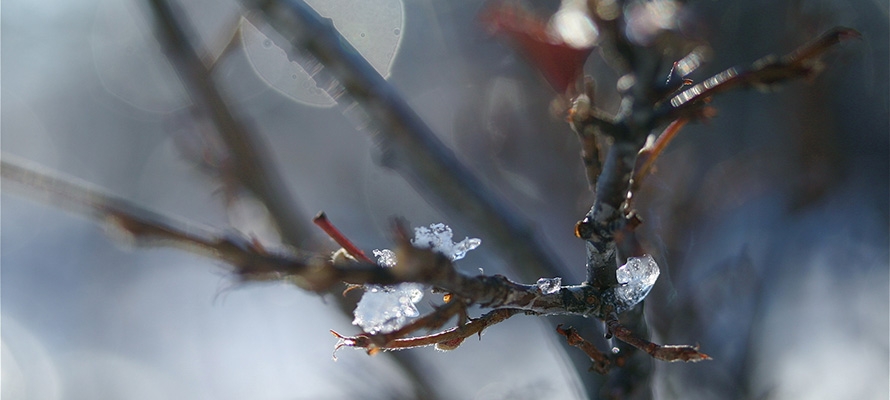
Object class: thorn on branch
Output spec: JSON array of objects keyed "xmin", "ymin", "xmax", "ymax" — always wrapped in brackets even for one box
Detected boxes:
[
  {"xmin": 313, "ymin": 211, "xmax": 374, "ymax": 263},
  {"xmin": 665, "ymin": 27, "xmax": 860, "ymax": 119}
]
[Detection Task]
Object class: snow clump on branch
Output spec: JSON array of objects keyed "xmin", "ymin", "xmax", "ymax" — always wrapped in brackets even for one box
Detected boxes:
[{"xmin": 352, "ymin": 224, "xmax": 480, "ymax": 334}]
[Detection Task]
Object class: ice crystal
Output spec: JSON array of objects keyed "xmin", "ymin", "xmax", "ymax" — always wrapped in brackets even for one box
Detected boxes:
[
  {"xmin": 614, "ymin": 254, "xmax": 660, "ymax": 310},
  {"xmin": 351, "ymin": 282, "xmax": 424, "ymax": 335},
  {"xmin": 352, "ymin": 224, "xmax": 480, "ymax": 334},
  {"xmin": 411, "ymin": 223, "xmax": 481, "ymax": 261},
  {"xmin": 536, "ymin": 277, "xmax": 562, "ymax": 294}
]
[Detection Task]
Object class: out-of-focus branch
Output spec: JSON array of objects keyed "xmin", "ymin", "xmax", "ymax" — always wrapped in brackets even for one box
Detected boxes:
[
  {"xmin": 239, "ymin": 0, "xmax": 565, "ymax": 280},
  {"xmin": 313, "ymin": 212, "xmax": 374, "ymax": 263},
  {"xmin": 662, "ymin": 27, "xmax": 861, "ymax": 122},
  {"xmin": 627, "ymin": 117, "xmax": 690, "ymax": 207},
  {"xmin": 568, "ymin": 90, "xmax": 620, "ymax": 192},
  {"xmin": 146, "ymin": 0, "xmax": 318, "ymax": 250},
  {"xmin": 2, "ymin": 156, "xmax": 342, "ymax": 289}
]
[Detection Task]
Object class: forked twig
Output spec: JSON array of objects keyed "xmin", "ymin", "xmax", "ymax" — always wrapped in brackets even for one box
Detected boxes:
[
  {"xmin": 313, "ymin": 212, "xmax": 374, "ymax": 263},
  {"xmin": 663, "ymin": 27, "xmax": 861, "ymax": 121},
  {"xmin": 147, "ymin": 0, "xmax": 318, "ymax": 249}
]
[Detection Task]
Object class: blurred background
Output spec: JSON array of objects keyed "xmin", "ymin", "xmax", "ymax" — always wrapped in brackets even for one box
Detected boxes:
[{"xmin": 2, "ymin": 0, "xmax": 887, "ymax": 399}]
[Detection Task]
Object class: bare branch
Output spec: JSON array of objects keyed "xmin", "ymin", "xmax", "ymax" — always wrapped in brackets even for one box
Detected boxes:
[
  {"xmin": 146, "ymin": 0, "xmax": 319, "ymax": 249},
  {"xmin": 333, "ymin": 307, "xmax": 532, "ymax": 354},
  {"xmin": 663, "ymin": 27, "xmax": 861, "ymax": 120}
]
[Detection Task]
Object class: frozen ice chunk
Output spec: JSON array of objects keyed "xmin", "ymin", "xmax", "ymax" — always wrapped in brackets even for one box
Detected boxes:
[
  {"xmin": 412, "ymin": 223, "xmax": 481, "ymax": 261},
  {"xmin": 352, "ymin": 282, "xmax": 425, "ymax": 334},
  {"xmin": 614, "ymin": 254, "xmax": 660, "ymax": 310},
  {"xmin": 536, "ymin": 277, "xmax": 562, "ymax": 294},
  {"xmin": 353, "ymin": 224, "xmax": 479, "ymax": 334},
  {"xmin": 372, "ymin": 249, "xmax": 397, "ymax": 268},
  {"xmin": 450, "ymin": 237, "xmax": 482, "ymax": 261},
  {"xmin": 352, "ymin": 249, "xmax": 424, "ymax": 334}
]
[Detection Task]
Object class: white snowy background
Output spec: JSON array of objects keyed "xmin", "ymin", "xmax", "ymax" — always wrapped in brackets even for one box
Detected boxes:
[{"xmin": 2, "ymin": 0, "xmax": 887, "ymax": 399}]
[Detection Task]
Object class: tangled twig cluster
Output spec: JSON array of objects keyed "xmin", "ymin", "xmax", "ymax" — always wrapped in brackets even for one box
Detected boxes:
[{"xmin": 1, "ymin": 0, "xmax": 857, "ymax": 386}]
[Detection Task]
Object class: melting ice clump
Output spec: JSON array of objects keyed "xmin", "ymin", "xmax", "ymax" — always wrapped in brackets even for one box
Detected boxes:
[
  {"xmin": 352, "ymin": 224, "xmax": 480, "ymax": 334},
  {"xmin": 614, "ymin": 254, "xmax": 660, "ymax": 311},
  {"xmin": 411, "ymin": 223, "xmax": 481, "ymax": 261}
]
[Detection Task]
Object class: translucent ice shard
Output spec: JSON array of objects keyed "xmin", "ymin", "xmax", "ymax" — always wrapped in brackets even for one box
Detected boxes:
[
  {"xmin": 352, "ymin": 224, "xmax": 479, "ymax": 334},
  {"xmin": 411, "ymin": 223, "xmax": 481, "ymax": 261},
  {"xmin": 536, "ymin": 277, "xmax": 562, "ymax": 294},
  {"xmin": 614, "ymin": 254, "xmax": 660, "ymax": 311}
]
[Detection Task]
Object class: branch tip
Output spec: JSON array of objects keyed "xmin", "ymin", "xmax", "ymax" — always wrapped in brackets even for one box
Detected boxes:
[{"xmin": 313, "ymin": 211, "xmax": 374, "ymax": 263}]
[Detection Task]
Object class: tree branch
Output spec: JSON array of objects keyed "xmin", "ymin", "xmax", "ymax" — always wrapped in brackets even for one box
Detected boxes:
[
  {"xmin": 146, "ymin": 0, "xmax": 319, "ymax": 249},
  {"xmin": 238, "ymin": 0, "xmax": 566, "ymax": 280}
]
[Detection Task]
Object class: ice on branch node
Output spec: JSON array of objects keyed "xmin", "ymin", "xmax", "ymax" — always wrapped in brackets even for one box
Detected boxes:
[
  {"xmin": 536, "ymin": 277, "xmax": 562, "ymax": 294},
  {"xmin": 352, "ymin": 224, "xmax": 480, "ymax": 335},
  {"xmin": 614, "ymin": 254, "xmax": 660, "ymax": 311}
]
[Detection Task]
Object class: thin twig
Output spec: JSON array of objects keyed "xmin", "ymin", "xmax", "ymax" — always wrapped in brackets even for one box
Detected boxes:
[
  {"xmin": 662, "ymin": 27, "xmax": 860, "ymax": 121},
  {"xmin": 605, "ymin": 312, "xmax": 710, "ymax": 363},
  {"xmin": 313, "ymin": 212, "xmax": 374, "ymax": 263},
  {"xmin": 1, "ymin": 156, "xmax": 606, "ymax": 317},
  {"xmin": 333, "ymin": 308, "xmax": 531, "ymax": 354},
  {"xmin": 556, "ymin": 324, "xmax": 612, "ymax": 374}
]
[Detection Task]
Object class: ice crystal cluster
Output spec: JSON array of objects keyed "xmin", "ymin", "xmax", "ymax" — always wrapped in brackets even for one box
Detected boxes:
[
  {"xmin": 614, "ymin": 254, "xmax": 660, "ymax": 311},
  {"xmin": 535, "ymin": 277, "xmax": 562, "ymax": 294},
  {"xmin": 352, "ymin": 224, "xmax": 480, "ymax": 334}
]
